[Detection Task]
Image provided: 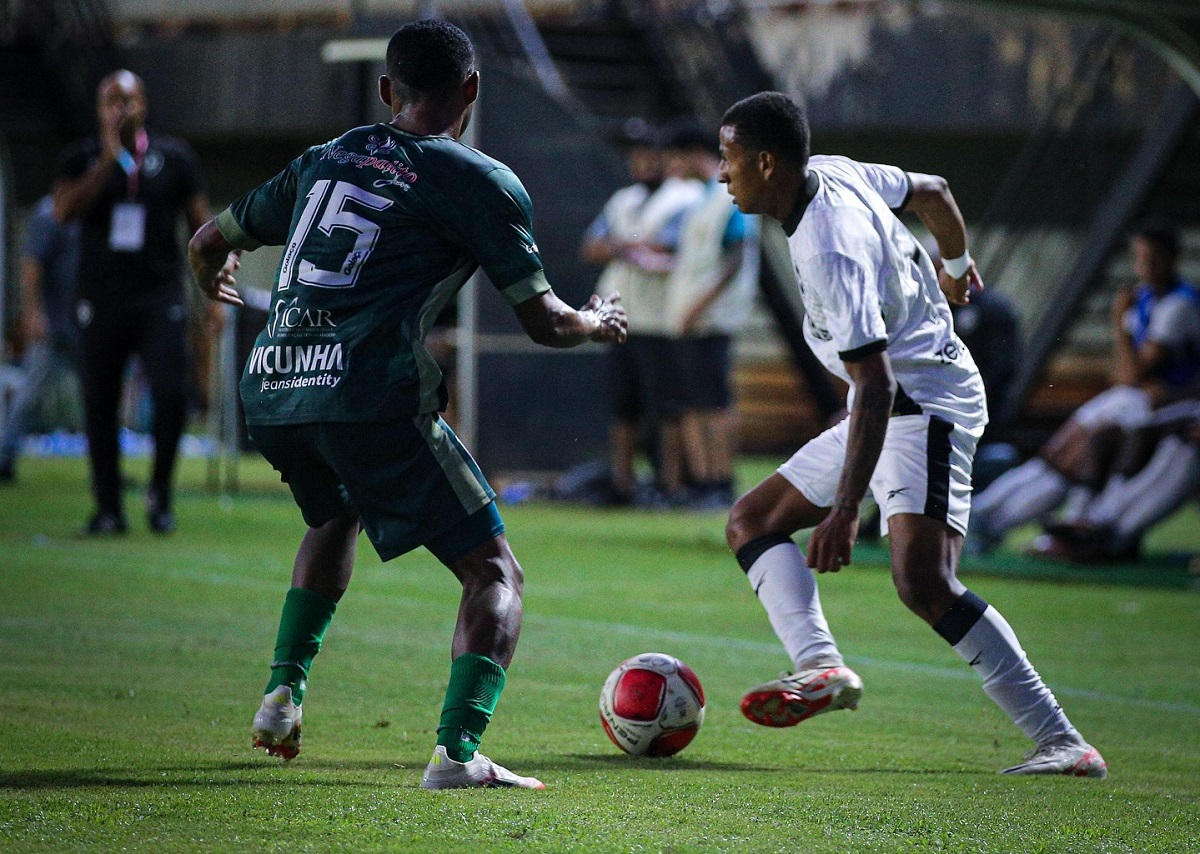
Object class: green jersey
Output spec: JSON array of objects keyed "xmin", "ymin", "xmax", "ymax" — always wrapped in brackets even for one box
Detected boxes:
[{"xmin": 216, "ymin": 123, "xmax": 549, "ymax": 425}]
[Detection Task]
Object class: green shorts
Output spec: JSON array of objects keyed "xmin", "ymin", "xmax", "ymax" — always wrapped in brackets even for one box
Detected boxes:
[{"xmin": 249, "ymin": 414, "xmax": 504, "ymax": 565}]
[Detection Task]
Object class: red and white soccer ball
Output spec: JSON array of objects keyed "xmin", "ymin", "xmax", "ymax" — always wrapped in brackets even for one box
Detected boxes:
[{"xmin": 598, "ymin": 652, "xmax": 706, "ymax": 757}]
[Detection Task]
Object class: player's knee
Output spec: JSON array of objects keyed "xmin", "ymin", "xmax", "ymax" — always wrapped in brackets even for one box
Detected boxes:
[
  {"xmin": 725, "ymin": 499, "xmax": 759, "ymax": 553},
  {"xmin": 892, "ymin": 573, "xmax": 957, "ymax": 625},
  {"xmin": 724, "ymin": 501, "xmax": 772, "ymax": 554},
  {"xmin": 454, "ymin": 544, "xmax": 523, "ymax": 597}
]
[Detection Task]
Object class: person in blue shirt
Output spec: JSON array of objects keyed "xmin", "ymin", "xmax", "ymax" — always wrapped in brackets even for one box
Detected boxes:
[
  {"xmin": 0, "ymin": 194, "xmax": 81, "ymax": 482},
  {"xmin": 971, "ymin": 217, "xmax": 1200, "ymax": 552}
]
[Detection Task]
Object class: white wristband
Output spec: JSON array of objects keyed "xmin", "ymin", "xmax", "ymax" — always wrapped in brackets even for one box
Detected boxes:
[{"xmin": 942, "ymin": 252, "xmax": 972, "ymax": 279}]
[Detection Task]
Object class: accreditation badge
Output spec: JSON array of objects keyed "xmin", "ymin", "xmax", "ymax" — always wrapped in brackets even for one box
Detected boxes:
[{"xmin": 109, "ymin": 202, "xmax": 147, "ymax": 252}]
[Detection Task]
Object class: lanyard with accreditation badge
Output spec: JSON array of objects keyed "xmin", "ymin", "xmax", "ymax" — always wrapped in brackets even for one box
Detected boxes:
[{"xmin": 108, "ymin": 128, "xmax": 149, "ymax": 253}]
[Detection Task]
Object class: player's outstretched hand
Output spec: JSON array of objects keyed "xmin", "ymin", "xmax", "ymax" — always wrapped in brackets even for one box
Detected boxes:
[
  {"xmin": 199, "ymin": 249, "xmax": 245, "ymax": 307},
  {"xmin": 585, "ymin": 293, "xmax": 628, "ymax": 344},
  {"xmin": 938, "ymin": 263, "xmax": 982, "ymax": 306}
]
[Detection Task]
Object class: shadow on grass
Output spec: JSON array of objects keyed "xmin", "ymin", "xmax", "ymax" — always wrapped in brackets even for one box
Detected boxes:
[
  {"xmin": 1, "ymin": 753, "xmax": 983, "ymax": 790},
  {"xmin": 0, "ymin": 760, "xmax": 420, "ymax": 790},
  {"xmin": 532, "ymin": 754, "xmax": 980, "ymax": 775}
]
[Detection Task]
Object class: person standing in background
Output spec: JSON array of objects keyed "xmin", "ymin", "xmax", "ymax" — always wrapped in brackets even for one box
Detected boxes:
[
  {"xmin": 54, "ymin": 70, "xmax": 211, "ymax": 534},
  {"xmin": 581, "ymin": 124, "xmax": 702, "ymax": 504},
  {"xmin": 661, "ymin": 122, "xmax": 759, "ymax": 509},
  {"xmin": 0, "ymin": 192, "xmax": 81, "ymax": 483}
]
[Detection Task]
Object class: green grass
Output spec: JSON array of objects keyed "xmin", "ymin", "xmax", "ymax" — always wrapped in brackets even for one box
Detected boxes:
[{"xmin": 1, "ymin": 456, "xmax": 1198, "ymax": 852}]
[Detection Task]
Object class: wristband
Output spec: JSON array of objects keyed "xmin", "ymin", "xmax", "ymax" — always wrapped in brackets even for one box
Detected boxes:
[{"xmin": 942, "ymin": 252, "xmax": 971, "ymax": 279}]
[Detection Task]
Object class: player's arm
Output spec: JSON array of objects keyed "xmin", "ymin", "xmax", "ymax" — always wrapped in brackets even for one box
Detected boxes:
[
  {"xmin": 188, "ymin": 220, "xmax": 244, "ymax": 307},
  {"xmin": 513, "ymin": 290, "xmax": 627, "ymax": 348},
  {"xmin": 54, "ymin": 155, "xmax": 116, "ymax": 223},
  {"xmin": 806, "ymin": 349, "xmax": 895, "ymax": 574},
  {"xmin": 904, "ymin": 172, "xmax": 981, "ymax": 305},
  {"xmin": 188, "ymin": 154, "xmax": 303, "ymax": 307}
]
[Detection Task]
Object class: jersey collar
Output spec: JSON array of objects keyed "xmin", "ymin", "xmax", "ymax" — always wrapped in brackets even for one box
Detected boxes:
[{"xmin": 782, "ymin": 171, "xmax": 821, "ymax": 236}]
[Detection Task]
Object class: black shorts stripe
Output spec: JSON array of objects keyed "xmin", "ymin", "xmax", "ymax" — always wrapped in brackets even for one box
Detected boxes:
[
  {"xmin": 892, "ymin": 382, "xmax": 923, "ymax": 416},
  {"xmin": 924, "ymin": 416, "xmax": 953, "ymax": 522}
]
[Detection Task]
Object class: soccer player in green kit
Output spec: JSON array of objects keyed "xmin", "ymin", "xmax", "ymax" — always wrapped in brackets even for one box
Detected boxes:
[{"xmin": 188, "ymin": 20, "xmax": 626, "ymax": 790}]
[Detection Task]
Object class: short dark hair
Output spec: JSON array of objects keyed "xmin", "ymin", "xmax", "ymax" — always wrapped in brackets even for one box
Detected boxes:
[
  {"xmin": 1131, "ymin": 216, "xmax": 1181, "ymax": 259},
  {"xmin": 721, "ymin": 92, "xmax": 810, "ymax": 169},
  {"xmin": 386, "ymin": 19, "xmax": 475, "ymax": 95}
]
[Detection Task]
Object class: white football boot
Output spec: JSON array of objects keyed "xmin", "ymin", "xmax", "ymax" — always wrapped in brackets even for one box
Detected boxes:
[
  {"xmin": 740, "ymin": 664, "xmax": 863, "ymax": 727},
  {"xmin": 252, "ymin": 685, "xmax": 303, "ymax": 760},
  {"xmin": 1002, "ymin": 734, "xmax": 1108, "ymax": 778},
  {"xmin": 420, "ymin": 745, "xmax": 545, "ymax": 790}
]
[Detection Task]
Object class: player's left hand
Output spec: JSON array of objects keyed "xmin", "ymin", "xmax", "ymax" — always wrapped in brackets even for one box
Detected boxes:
[
  {"xmin": 938, "ymin": 264, "xmax": 982, "ymax": 306},
  {"xmin": 586, "ymin": 293, "xmax": 628, "ymax": 344},
  {"xmin": 806, "ymin": 505, "xmax": 859, "ymax": 573}
]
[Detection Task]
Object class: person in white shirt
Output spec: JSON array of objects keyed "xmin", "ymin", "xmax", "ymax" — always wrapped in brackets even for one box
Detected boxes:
[
  {"xmin": 659, "ymin": 123, "xmax": 759, "ymax": 509},
  {"xmin": 716, "ymin": 92, "xmax": 1105, "ymax": 777},
  {"xmin": 581, "ymin": 127, "xmax": 704, "ymax": 503}
]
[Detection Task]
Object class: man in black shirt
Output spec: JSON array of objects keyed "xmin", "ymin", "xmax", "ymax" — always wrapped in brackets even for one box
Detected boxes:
[{"xmin": 55, "ymin": 69, "xmax": 210, "ymax": 534}]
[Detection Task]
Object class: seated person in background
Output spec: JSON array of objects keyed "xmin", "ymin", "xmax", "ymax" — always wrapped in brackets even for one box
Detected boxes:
[
  {"xmin": 1029, "ymin": 399, "xmax": 1200, "ymax": 562},
  {"xmin": 970, "ymin": 218, "xmax": 1200, "ymax": 553}
]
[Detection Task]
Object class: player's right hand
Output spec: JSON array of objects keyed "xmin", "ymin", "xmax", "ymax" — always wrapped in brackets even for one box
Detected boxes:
[
  {"xmin": 199, "ymin": 249, "xmax": 245, "ymax": 307},
  {"xmin": 586, "ymin": 293, "xmax": 628, "ymax": 344},
  {"xmin": 937, "ymin": 264, "xmax": 982, "ymax": 306}
]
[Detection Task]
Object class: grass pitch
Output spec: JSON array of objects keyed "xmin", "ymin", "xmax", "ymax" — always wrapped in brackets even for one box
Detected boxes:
[{"xmin": 1, "ymin": 456, "xmax": 1198, "ymax": 852}]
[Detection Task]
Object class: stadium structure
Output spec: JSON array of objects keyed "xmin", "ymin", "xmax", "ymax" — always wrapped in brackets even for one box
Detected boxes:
[{"xmin": 0, "ymin": 0, "xmax": 1197, "ymax": 475}]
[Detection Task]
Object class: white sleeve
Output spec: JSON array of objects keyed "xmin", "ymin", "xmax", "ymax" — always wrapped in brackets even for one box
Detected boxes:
[
  {"xmin": 851, "ymin": 161, "xmax": 913, "ymax": 211},
  {"xmin": 809, "ymin": 251, "xmax": 888, "ymax": 359}
]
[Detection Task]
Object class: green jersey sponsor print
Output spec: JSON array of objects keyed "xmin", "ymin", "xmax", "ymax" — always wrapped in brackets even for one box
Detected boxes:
[{"xmin": 216, "ymin": 124, "xmax": 550, "ymax": 425}]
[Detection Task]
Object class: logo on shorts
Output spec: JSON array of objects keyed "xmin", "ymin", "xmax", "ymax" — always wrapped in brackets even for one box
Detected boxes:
[{"xmin": 886, "ymin": 487, "xmax": 909, "ymax": 501}]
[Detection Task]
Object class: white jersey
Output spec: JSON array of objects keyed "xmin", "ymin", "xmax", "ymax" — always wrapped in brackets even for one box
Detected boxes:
[
  {"xmin": 593, "ymin": 177, "xmax": 704, "ymax": 335},
  {"xmin": 785, "ymin": 154, "xmax": 987, "ymax": 431}
]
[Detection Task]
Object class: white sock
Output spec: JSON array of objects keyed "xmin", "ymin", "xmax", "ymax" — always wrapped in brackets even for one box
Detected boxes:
[
  {"xmin": 935, "ymin": 591, "xmax": 1076, "ymax": 746},
  {"xmin": 985, "ymin": 458, "xmax": 1069, "ymax": 532},
  {"xmin": 743, "ymin": 541, "xmax": 842, "ymax": 670},
  {"xmin": 1110, "ymin": 436, "xmax": 1200, "ymax": 544},
  {"xmin": 1059, "ymin": 485, "xmax": 1096, "ymax": 524}
]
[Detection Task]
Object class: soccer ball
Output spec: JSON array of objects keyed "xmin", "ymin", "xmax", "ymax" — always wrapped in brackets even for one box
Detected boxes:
[{"xmin": 598, "ymin": 652, "xmax": 706, "ymax": 757}]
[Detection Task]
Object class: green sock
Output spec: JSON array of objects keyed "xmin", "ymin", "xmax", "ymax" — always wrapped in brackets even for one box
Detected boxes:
[
  {"xmin": 264, "ymin": 587, "xmax": 337, "ymax": 705},
  {"xmin": 435, "ymin": 653, "xmax": 507, "ymax": 762}
]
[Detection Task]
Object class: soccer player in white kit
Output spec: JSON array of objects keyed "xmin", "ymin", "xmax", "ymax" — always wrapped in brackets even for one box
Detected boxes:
[{"xmin": 717, "ymin": 92, "xmax": 1106, "ymax": 777}]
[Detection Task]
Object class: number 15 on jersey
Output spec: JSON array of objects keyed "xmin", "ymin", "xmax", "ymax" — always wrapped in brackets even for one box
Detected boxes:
[{"xmin": 280, "ymin": 179, "xmax": 394, "ymax": 291}]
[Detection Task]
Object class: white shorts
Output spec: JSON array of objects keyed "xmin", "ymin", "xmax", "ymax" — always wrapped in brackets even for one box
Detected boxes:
[{"xmin": 778, "ymin": 414, "xmax": 983, "ymax": 537}]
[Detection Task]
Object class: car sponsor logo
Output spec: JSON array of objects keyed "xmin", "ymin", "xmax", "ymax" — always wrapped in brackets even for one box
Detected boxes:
[{"xmin": 267, "ymin": 298, "xmax": 337, "ymax": 338}]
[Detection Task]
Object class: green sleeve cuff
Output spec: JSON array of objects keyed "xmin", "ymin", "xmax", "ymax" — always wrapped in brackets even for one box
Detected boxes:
[
  {"xmin": 500, "ymin": 270, "xmax": 551, "ymax": 307},
  {"xmin": 216, "ymin": 208, "xmax": 262, "ymax": 251}
]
